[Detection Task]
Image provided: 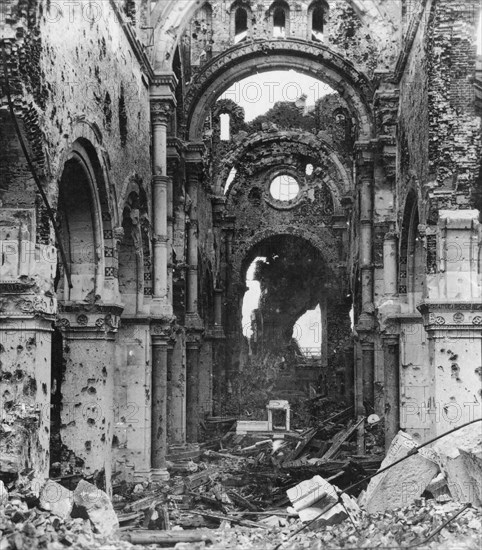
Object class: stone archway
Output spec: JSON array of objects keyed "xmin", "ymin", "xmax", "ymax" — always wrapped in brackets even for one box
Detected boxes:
[
  {"xmin": 217, "ymin": 130, "xmax": 353, "ymax": 195},
  {"xmin": 222, "ymin": 230, "xmax": 352, "ymax": 418},
  {"xmin": 183, "ymin": 39, "xmax": 374, "ymax": 141},
  {"xmin": 52, "ymin": 138, "xmax": 121, "ymax": 493}
]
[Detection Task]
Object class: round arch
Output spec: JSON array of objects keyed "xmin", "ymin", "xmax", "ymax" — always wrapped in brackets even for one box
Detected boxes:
[
  {"xmin": 234, "ymin": 226, "xmax": 341, "ymax": 287},
  {"xmin": 150, "ymin": 0, "xmax": 396, "ymax": 72},
  {"xmin": 57, "ymin": 141, "xmax": 105, "ymax": 301},
  {"xmin": 55, "ymin": 127, "xmax": 119, "ymax": 303},
  {"xmin": 183, "ymin": 39, "xmax": 374, "ymax": 141},
  {"xmin": 218, "ymin": 130, "xmax": 352, "ymax": 195}
]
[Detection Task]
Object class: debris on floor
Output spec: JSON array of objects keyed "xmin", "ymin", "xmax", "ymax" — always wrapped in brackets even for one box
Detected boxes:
[{"xmin": 1, "ymin": 401, "xmax": 481, "ymax": 549}]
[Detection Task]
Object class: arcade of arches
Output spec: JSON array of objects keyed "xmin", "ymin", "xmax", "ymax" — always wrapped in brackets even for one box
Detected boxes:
[{"xmin": 0, "ymin": 1, "xmax": 481, "ymax": 492}]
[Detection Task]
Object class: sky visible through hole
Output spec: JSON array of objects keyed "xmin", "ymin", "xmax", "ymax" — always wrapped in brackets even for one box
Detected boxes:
[
  {"xmin": 242, "ymin": 258, "xmax": 323, "ymax": 354},
  {"xmin": 220, "ymin": 70, "xmax": 333, "ymax": 121}
]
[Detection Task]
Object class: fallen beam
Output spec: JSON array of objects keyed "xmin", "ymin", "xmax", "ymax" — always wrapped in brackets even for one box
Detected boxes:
[{"xmin": 123, "ymin": 529, "xmax": 214, "ymax": 546}]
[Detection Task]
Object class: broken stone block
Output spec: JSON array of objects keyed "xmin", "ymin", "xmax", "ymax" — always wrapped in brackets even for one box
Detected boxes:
[
  {"xmin": 259, "ymin": 515, "xmax": 282, "ymax": 527},
  {"xmin": 430, "ymin": 422, "xmax": 482, "ymax": 506},
  {"xmin": 73, "ymin": 480, "xmax": 119, "ymax": 537},
  {"xmin": 40, "ymin": 480, "xmax": 73, "ymax": 519},
  {"xmin": 360, "ymin": 430, "xmax": 439, "ymax": 513},
  {"xmin": 286, "ymin": 475, "xmax": 338, "ymax": 513},
  {"xmin": 286, "ymin": 475, "xmax": 353, "ymax": 526},
  {"xmin": 0, "ymin": 480, "xmax": 8, "ymax": 504}
]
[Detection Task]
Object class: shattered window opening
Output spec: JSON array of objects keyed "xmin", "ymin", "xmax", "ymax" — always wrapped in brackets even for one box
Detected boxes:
[{"xmin": 269, "ymin": 174, "xmax": 300, "ymax": 201}]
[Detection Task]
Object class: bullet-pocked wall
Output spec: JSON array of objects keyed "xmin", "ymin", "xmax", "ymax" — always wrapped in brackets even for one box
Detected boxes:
[
  {"xmin": 0, "ymin": 0, "xmax": 152, "ymax": 490},
  {"xmin": 1, "ymin": 0, "xmax": 482, "ymax": 491}
]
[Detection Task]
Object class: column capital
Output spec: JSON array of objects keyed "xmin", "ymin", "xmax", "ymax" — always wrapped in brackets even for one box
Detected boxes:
[
  {"xmin": 384, "ymin": 230, "xmax": 399, "ymax": 241},
  {"xmin": 381, "ymin": 333, "xmax": 400, "ymax": 346},
  {"xmin": 186, "ymin": 141, "xmax": 206, "ymax": 165},
  {"xmin": 150, "ymin": 98, "xmax": 176, "ymax": 126}
]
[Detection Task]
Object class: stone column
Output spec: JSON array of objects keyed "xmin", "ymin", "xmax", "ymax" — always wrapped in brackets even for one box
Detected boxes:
[
  {"xmin": 185, "ymin": 144, "xmax": 205, "ymax": 443},
  {"xmin": 58, "ymin": 306, "xmax": 121, "ymax": 495},
  {"xmin": 114, "ymin": 318, "xmax": 152, "ymax": 482},
  {"xmin": 355, "ymin": 147, "xmax": 376, "ymax": 413},
  {"xmin": 150, "ymin": 325, "xmax": 170, "ymax": 481},
  {"xmin": 343, "ymin": 342, "xmax": 355, "ymax": 405},
  {"xmin": 186, "ymin": 335, "xmax": 201, "ymax": 443},
  {"xmin": 150, "ymin": 77, "xmax": 177, "ymax": 316},
  {"xmin": 361, "ymin": 340, "xmax": 375, "ymax": 414},
  {"xmin": 359, "ymin": 173, "xmax": 374, "ymax": 314},
  {"xmin": 383, "ymin": 232, "xmax": 398, "ymax": 296},
  {"xmin": 214, "ymin": 288, "xmax": 223, "ymax": 329},
  {"xmin": 167, "ymin": 145, "xmax": 182, "ymax": 307},
  {"xmin": 167, "ymin": 328, "xmax": 187, "ymax": 447},
  {"xmin": 0, "ymin": 295, "xmax": 55, "ymax": 489},
  {"xmin": 382, "ymin": 334, "xmax": 400, "ymax": 447},
  {"xmin": 152, "ymin": 176, "xmax": 169, "ymax": 309}
]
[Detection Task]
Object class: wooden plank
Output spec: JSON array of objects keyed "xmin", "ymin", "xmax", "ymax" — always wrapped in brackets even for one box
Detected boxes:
[
  {"xmin": 188, "ymin": 510, "xmax": 269, "ymax": 529},
  {"xmin": 123, "ymin": 529, "xmax": 214, "ymax": 546},
  {"xmin": 320, "ymin": 417, "xmax": 365, "ymax": 462}
]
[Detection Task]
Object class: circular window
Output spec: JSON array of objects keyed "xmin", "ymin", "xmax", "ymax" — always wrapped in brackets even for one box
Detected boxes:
[{"xmin": 269, "ymin": 174, "xmax": 300, "ymax": 202}]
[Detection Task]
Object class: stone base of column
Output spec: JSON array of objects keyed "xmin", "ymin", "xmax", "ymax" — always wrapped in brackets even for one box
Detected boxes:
[
  {"xmin": 167, "ymin": 443, "xmax": 201, "ymax": 462},
  {"xmin": 185, "ymin": 313, "xmax": 204, "ymax": 330},
  {"xmin": 151, "ymin": 468, "xmax": 170, "ymax": 482},
  {"xmin": 133, "ymin": 469, "xmax": 153, "ymax": 483}
]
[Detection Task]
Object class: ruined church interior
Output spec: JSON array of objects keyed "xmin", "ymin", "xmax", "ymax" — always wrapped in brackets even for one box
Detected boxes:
[{"xmin": 0, "ymin": 0, "xmax": 482, "ymax": 548}]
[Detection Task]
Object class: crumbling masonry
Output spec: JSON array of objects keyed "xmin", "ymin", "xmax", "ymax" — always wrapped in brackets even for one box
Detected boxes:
[{"xmin": 0, "ymin": 0, "xmax": 481, "ymax": 493}]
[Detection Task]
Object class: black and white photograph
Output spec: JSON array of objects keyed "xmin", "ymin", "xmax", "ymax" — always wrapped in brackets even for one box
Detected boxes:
[{"xmin": 0, "ymin": 1, "xmax": 481, "ymax": 548}]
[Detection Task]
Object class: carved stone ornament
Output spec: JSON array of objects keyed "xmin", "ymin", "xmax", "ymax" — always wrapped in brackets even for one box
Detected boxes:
[
  {"xmin": 95, "ymin": 318, "xmax": 105, "ymax": 329},
  {"xmin": 453, "ymin": 312, "xmax": 464, "ymax": 324},
  {"xmin": 55, "ymin": 318, "xmax": 71, "ymax": 330},
  {"xmin": 76, "ymin": 314, "xmax": 88, "ymax": 326},
  {"xmin": 150, "ymin": 100, "xmax": 174, "ymax": 125}
]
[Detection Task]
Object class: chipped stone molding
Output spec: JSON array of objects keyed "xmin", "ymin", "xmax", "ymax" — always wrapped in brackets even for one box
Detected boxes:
[
  {"xmin": 205, "ymin": 326, "xmax": 226, "ymax": 340},
  {"xmin": 355, "ymin": 312, "xmax": 376, "ymax": 335},
  {"xmin": 185, "ymin": 313, "xmax": 204, "ymax": 333},
  {"xmin": 418, "ymin": 302, "xmax": 482, "ymax": 333},
  {"xmin": 185, "ymin": 141, "xmax": 206, "ymax": 166},
  {"xmin": 354, "ymin": 140, "xmax": 376, "ymax": 156},
  {"xmin": 150, "ymin": 322, "xmax": 172, "ymax": 342},
  {"xmin": 0, "ymin": 293, "xmax": 57, "ymax": 320},
  {"xmin": 55, "ymin": 304, "xmax": 122, "ymax": 334},
  {"xmin": 152, "ymin": 233, "xmax": 169, "ymax": 244},
  {"xmin": 167, "ymin": 137, "xmax": 186, "ymax": 164},
  {"xmin": 381, "ymin": 332, "xmax": 400, "ymax": 346}
]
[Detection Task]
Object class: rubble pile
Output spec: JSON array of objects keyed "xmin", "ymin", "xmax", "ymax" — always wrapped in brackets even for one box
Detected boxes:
[{"xmin": 0, "ymin": 406, "xmax": 481, "ymax": 549}]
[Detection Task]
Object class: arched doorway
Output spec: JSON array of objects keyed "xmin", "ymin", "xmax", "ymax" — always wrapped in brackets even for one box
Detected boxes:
[{"xmin": 52, "ymin": 140, "xmax": 118, "ymax": 492}]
